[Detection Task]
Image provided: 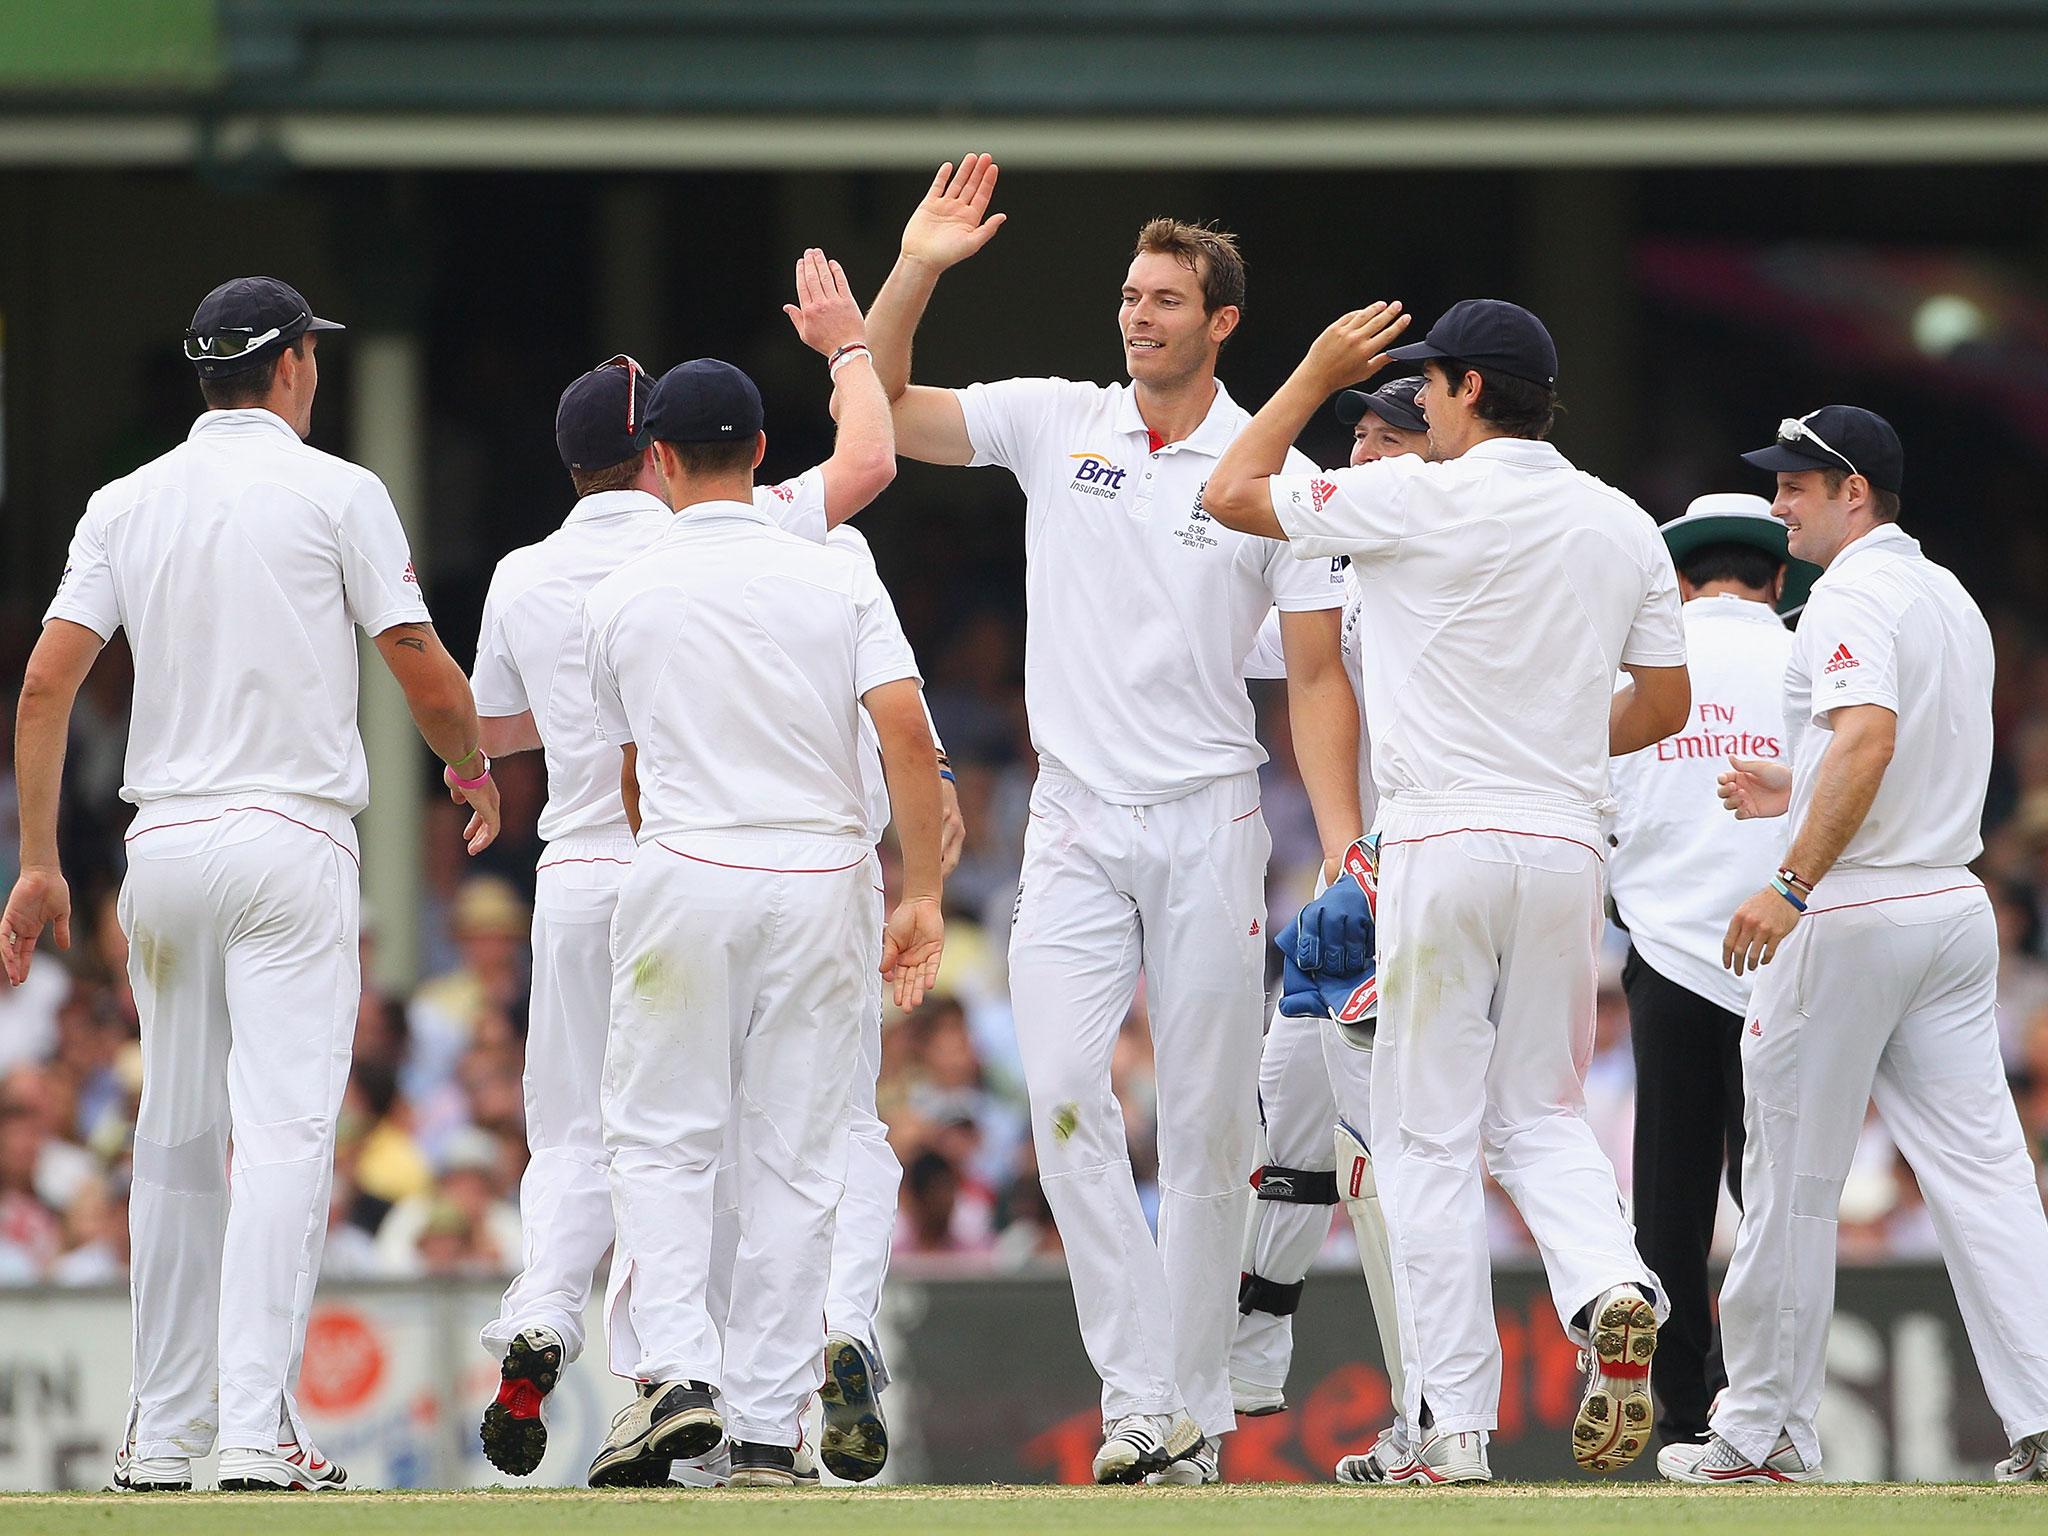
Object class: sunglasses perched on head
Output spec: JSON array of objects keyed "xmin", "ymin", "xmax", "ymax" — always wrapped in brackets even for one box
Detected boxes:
[
  {"xmin": 1775, "ymin": 415, "xmax": 1858, "ymax": 478},
  {"xmin": 182, "ymin": 314, "xmax": 305, "ymax": 362}
]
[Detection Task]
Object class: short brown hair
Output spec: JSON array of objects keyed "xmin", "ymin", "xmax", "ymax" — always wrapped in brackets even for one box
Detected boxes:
[
  {"xmin": 196, "ymin": 338, "xmax": 303, "ymax": 411},
  {"xmin": 1429, "ymin": 357, "xmax": 1558, "ymax": 442},
  {"xmin": 569, "ymin": 456, "xmax": 643, "ymax": 496},
  {"xmin": 658, "ymin": 438, "xmax": 756, "ymax": 478},
  {"xmin": 1133, "ymin": 218, "xmax": 1246, "ymax": 315},
  {"xmin": 1820, "ymin": 466, "xmax": 1902, "ymax": 522}
]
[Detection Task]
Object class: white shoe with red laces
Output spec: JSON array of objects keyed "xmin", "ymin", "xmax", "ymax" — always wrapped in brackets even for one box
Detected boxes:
[
  {"xmin": 218, "ymin": 1440, "xmax": 349, "ymax": 1490},
  {"xmin": 1658, "ymin": 1431, "xmax": 1817, "ymax": 1484}
]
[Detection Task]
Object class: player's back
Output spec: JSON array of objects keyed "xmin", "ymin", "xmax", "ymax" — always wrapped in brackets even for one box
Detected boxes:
[
  {"xmin": 1329, "ymin": 441, "xmax": 1681, "ymax": 811},
  {"xmin": 48, "ymin": 408, "xmax": 425, "ymax": 814},
  {"xmin": 583, "ymin": 501, "xmax": 916, "ymax": 844}
]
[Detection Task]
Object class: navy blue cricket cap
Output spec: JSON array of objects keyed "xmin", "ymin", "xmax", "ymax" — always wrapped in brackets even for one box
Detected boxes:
[
  {"xmin": 1740, "ymin": 405, "xmax": 1904, "ymax": 496},
  {"xmin": 1335, "ymin": 375, "xmax": 1426, "ymax": 433},
  {"xmin": 184, "ymin": 276, "xmax": 343, "ymax": 377},
  {"xmin": 644, "ymin": 359, "xmax": 764, "ymax": 446},
  {"xmin": 1386, "ymin": 298, "xmax": 1558, "ymax": 389},
  {"xmin": 557, "ymin": 356, "xmax": 654, "ymax": 471}
]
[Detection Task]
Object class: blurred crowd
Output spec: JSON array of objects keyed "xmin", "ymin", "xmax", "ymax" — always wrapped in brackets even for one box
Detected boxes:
[{"xmin": 5, "ymin": 593, "xmax": 2048, "ymax": 1288}]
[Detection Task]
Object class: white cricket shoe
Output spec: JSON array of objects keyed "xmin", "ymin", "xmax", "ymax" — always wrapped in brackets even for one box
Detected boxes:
[
  {"xmin": 671, "ymin": 1438, "xmax": 732, "ymax": 1488},
  {"xmin": 1573, "ymin": 1283, "xmax": 1657, "ymax": 1473},
  {"xmin": 218, "ymin": 1439, "xmax": 349, "ymax": 1490},
  {"xmin": 1146, "ymin": 1436, "xmax": 1221, "ymax": 1485},
  {"xmin": 1997, "ymin": 1431, "xmax": 2048, "ymax": 1482},
  {"xmin": 1231, "ymin": 1376, "xmax": 1286, "ymax": 1417},
  {"xmin": 1092, "ymin": 1412, "xmax": 1200, "ymax": 1484},
  {"xmin": 106, "ymin": 1437, "xmax": 191, "ymax": 1492},
  {"xmin": 1659, "ymin": 1430, "xmax": 1817, "ymax": 1483},
  {"xmin": 1333, "ymin": 1424, "xmax": 1425, "ymax": 1484},
  {"xmin": 1391, "ymin": 1429, "xmax": 1490, "ymax": 1485}
]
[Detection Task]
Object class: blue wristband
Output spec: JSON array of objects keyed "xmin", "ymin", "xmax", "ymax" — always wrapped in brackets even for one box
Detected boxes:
[
  {"xmin": 937, "ymin": 767, "xmax": 956, "ymax": 784},
  {"xmin": 1770, "ymin": 876, "xmax": 1808, "ymax": 914}
]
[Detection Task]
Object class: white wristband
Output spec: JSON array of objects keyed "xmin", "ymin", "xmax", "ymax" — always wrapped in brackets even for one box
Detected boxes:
[{"xmin": 829, "ymin": 345, "xmax": 873, "ymax": 378}]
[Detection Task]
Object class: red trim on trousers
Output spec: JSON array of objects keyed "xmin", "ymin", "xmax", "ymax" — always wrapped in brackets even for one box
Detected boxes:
[
  {"xmin": 124, "ymin": 806, "xmax": 359, "ymax": 865},
  {"xmin": 1381, "ymin": 824, "xmax": 1604, "ymax": 861},
  {"xmin": 653, "ymin": 840, "xmax": 867, "ymax": 875},
  {"xmin": 536, "ymin": 855, "xmax": 636, "ymax": 871},
  {"xmin": 1806, "ymin": 881, "xmax": 1983, "ymax": 916}
]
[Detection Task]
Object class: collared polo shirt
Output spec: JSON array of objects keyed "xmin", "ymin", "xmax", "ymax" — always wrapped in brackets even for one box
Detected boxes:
[
  {"xmin": 955, "ymin": 377, "xmax": 1344, "ymax": 803},
  {"xmin": 580, "ymin": 499, "xmax": 919, "ymax": 843},
  {"xmin": 1609, "ymin": 594, "xmax": 1793, "ymax": 1013},
  {"xmin": 1784, "ymin": 523, "xmax": 1993, "ymax": 879},
  {"xmin": 471, "ymin": 473, "xmax": 826, "ymax": 842},
  {"xmin": 44, "ymin": 408, "xmax": 430, "ymax": 816},
  {"xmin": 1271, "ymin": 437, "xmax": 1685, "ymax": 817},
  {"xmin": 1243, "ymin": 572, "xmax": 1377, "ymax": 826}
]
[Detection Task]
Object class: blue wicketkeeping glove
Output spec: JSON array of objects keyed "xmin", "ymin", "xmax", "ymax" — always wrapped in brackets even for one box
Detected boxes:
[
  {"xmin": 1276, "ymin": 916, "xmax": 1379, "ymax": 1024},
  {"xmin": 1293, "ymin": 836, "xmax": 1378, "ymax": 976}
]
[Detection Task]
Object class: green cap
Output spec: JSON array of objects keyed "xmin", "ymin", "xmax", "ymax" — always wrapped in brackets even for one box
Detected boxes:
[{"xmin": 1659, "ymin": 493, "xmax": 1819, "ymax": 617}]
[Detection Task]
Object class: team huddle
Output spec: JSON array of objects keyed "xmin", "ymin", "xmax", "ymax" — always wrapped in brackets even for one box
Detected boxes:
[{"xmin": 3, "ymin": 152, "xmax": 2047, "ymax": 1491}]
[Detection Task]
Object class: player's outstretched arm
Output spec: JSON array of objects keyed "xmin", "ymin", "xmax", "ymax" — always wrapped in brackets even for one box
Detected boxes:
[
  {"xmin": 1610, "ymin": 662, "xmax": 1691, "ymax": 756},
  {"xmin": 860, "ymin": 156, "xmax": 1005, "ymax": 466},
  {"xmin": 0, "ymin": 619, "xmax": 102, "ymax": 984},
  {"xmin": 1209, "ymin": 303, "xmax": 1411, "ymax": 538},
  {"xmin": 1718, "ymin": 755, "xmax": 1793, "ymax": 820},
  {"xmin": 372, "ymin": 621, "xmax": 502, "ymax": 855},
  {"xmin": 784, "ymin": 248, "xmax": 896, "ymax": 527},
  {"xmin": 1279, "ymin": 607, "xmax": 1365, "ymax": 871},
  {"xmin": 867, "ymin": 677, "xmax": 945, "ymax": 1009}
]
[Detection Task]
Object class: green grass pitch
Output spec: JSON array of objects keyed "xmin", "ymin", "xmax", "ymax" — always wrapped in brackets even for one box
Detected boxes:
[{"xmin": 3, "ymin": 1486, "xmax": 2046, "ymax": 1536}]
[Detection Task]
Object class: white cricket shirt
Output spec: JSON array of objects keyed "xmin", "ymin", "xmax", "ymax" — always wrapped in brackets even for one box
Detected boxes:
[
  {"xmin": 44, "ymin": 408, "xmax": 430, "ymax": 816},
  {"xmin": 1243, "ymin": 573, "xmax": 1377, "ymax": 826},
  {"xmin": 581, "ymin": 499, "xmax": 920, "ymax": 843},
  {"xmin": 956, "ymin": 377, "xmax": 1344, "ymax": 803},
  {"xmin": 1608, "ymin": 595, "xmax": 1793, "ymax": 1014},
  {"xmin": 1271, "ymin": 438, "xmax": 1685, "ymax": 818},
  {"xmin": 471, "ymin": 473, "xmax": 824, "ymax": 843},
  {"xmin": 1784, "ymin": 523, "xmax": 1993, "ymax": 884}
]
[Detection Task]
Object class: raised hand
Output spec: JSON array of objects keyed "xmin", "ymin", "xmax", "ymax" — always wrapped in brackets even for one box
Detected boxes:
[
  {"xmin": 1298, "ymin": 302, "xmax": 1411, "ymax": 394},
  {"xmin": 1718, "ymin": 756, "xmax": 1793, "ymax": 820},
  {"xmin": 880, "ymin": 896, "xmax": 945, "ymax": 1010},
  {"xmin": 901, "ymin": 154, "xmax": 1007, "ymax": 271},
  {"xmin": 782, "ymin": 247, "xmax": 868, "ymax": 358}
]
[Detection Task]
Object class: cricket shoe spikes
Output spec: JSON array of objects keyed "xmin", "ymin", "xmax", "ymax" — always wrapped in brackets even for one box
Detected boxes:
[
  {"xmin": 728, "ymin": 1438, "xmax": 821, "ymax": 1488},
  {"xmin": 218, "ymin": 1440, "xmax": 348, "ymax": 1491},
  {"xmin": 588, "ymin": 1379, "xmax": 720, "ymax": 1487},
  {"xmin": 480, "ymin": 1325, "xmax": 563, "ymax": 1477},
  {"xmin": 819, "ymin": 1332, "xmax": 889, "ymax": 1482},
  {"xmin": 1146, "ymin": 1435, "xmax": 1222, "ymax": 1485},
  {"xmin": 1659, "ymin": 1430, "xmax": 1818, "ymax": 1483},
  {"xmin": 1092, "ymin": 1412, "xmax": 1201, "ymax": 1484},
  {"xmin": 1573, "ymin": 1284, "xmax": 1657, "ymax": 1473},
  {"xmin": 1996, "ymin": 1431, "xmax": 2048, "ymax": 1482}
]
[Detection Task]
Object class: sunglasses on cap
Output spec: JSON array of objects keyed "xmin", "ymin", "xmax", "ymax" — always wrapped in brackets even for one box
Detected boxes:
[
  {"xmin": 594, "ymin": 354, "xmax": 646, "ymax": 437},
  {"xmin": 1776, "ymin": 414, "xmax": 1858, "ymax": 479},
  {"xmin": 182, "ymin": 313, "xmax": 305, "ymax": 363}
]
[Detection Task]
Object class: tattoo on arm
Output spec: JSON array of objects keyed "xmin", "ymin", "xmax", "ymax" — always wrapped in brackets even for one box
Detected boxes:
[
  {"xmin": 396, "ymin": 637, "xmax": 425, "ymax": 653},
  {"xmin": 390, "ymin": 621, "xmax": 431, "ymax": 655}
]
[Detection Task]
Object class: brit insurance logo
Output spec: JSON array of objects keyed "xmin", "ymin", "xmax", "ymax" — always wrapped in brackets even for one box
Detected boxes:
[{"xmin": 1068, "ymin": 452, "xmax": 1126, "ymax": 500}]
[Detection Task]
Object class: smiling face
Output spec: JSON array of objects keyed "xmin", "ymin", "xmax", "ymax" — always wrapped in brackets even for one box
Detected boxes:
[
  {"xmin": 1119, "ymin": 251, "xmax": 1237, "ymax": 390},
  {"xmin": 1770, "ymin": 468, "xmax": 1868, "ymax": 567},
  {"xmin": 1350, "ymin": 411, "xmax": 1432, "ymax": 466}
]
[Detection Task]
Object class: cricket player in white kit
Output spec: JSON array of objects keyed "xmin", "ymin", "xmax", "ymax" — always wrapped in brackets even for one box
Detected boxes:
[
  {"xmin": 464, "ymin": 253, "xmax": 935, "ymax": 1484},
  {"xmin": 863, "ymin": 157, "xmax": 1362, "ymax": 1483},
  {"xmin": 0, "ymin": 278, "xmax": 502, "ymax": 1493},
  {"xmin": 1606, "ymin": 494, "xmax": 1803, "ymax": 1458},
  {"xmin": 1208, "ymin": 297, "xmax": 1692, "ymax": 1482},
  {"xmin": 580, "ymin": 357, "xmax": 946, "ymax": 1489},
  {"xmin": 1664, "ymin": 407, "xmax": 2048, "ymax": 1484},
  {"xmin": 1230, "ymin": 378, "xmax": 1428, "ymax": 1484}
]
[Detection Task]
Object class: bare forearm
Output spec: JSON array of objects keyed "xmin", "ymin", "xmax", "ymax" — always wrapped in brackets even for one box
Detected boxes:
[
  {"xmin": 621, "ymin": 745, "xmax": 641, "ymax": 835},
  {"xmin": 407, "ymin": 685, "xmax": 481, "ymax": 770},
  {"xmin": 1609, "ymin": 685, "xmax": 1671, "ymax": 757},
  {"xmin": 1208, "ymin": 370, "xmax": 1324, "ymax": 534},
  {"xmin": 866, "ymin": 256, "xmax": 943, "ymax": 400},
  {"xmin": 823, "ymin": 356, "xmax": 897, "ymax": 525},
  {"xmin": 1782, "ymin": 736, "xmax": 1889, "ymax": 884},
  {"xmin": 881, "ymin": 737, "xmax": 943, "ymax": 900},
  {"xmin": 13, "ymin": 686, "xmax": 71, "ymax": 869},
  {"xmin": 1288, "ymin": 669, "xmax": 1364, "ymax": 860}
]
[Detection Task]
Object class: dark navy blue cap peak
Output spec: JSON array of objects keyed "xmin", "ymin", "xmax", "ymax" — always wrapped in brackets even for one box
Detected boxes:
[
  {"xmin": 1741, "ymin": 405, "xmax": 1903, "ymax": 496},
  {"xmin": 1335, "ymin": 375, "xmax": 1427, "ymax": 433},
  {"xmin": 558, "ymin": 356, "xmax": 654, "ymax": 472},
  {"xmin": 1386, "ymin": 298, "xmax": 1557, "ymax": 389},
  {"xmin": 185, "ymin": 276, "xmax": 343, "ymax": 377},
  {"xmin": 645, "ymin": 359, "xmax": 764, "ymax": 446}
]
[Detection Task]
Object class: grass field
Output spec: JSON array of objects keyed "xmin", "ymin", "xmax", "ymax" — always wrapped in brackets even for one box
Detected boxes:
[{"xmin": 4, "ymin": 1485, "xmax": 2047, "ymax": 1536}]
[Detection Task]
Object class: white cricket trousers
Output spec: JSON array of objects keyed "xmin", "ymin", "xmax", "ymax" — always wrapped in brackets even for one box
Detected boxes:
[
  {"xmin": 825, "ymin": 875, "xmax": 901, "ymax": 1382},
  {"xmin": 118, "ymin": 795, "xmax": 359, "ymax": 1458},
  {"xmin": 1714, "ymin": 873, "xmax": 2048, "ymax": 1470},
  {"xmin": 603, "ymin": 830, "xmax": 870, "ymax": 1447},
  {"xmin": 481, "ymin": 831, "xmax": 636, "ymax": 1365},
  {"xmin": 1372, "ymin": 792, "xmax": 1661, "ymax": 1436},
  {"xmin": 1231, "ymin": 1002, "xmax": 1376, "ymax": 1395},
  {"xmin": 1009, "ymin": 765, "xmax": 1270, "ymax": 1439}
]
